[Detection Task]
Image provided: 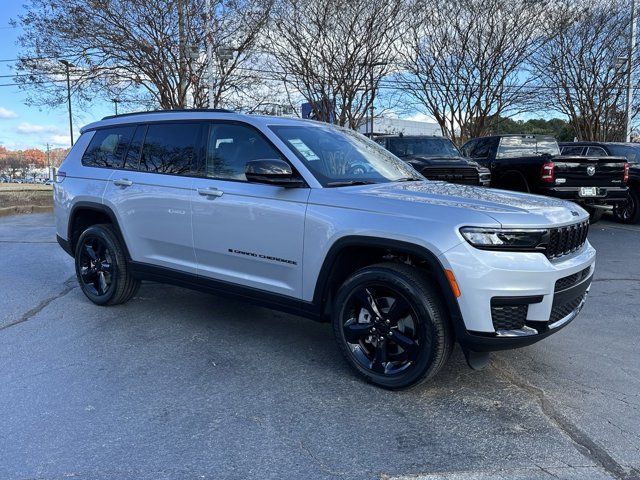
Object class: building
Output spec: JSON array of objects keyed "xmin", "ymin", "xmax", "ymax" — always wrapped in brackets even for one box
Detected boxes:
[{"xmin": 358, "ymin": 117, "xmax": 441, "ymax": 136}]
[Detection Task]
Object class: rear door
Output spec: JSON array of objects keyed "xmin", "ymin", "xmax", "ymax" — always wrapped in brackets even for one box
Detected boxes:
[
  {"xmin": 102, "ymin": 122, "xmax": 204, "ymax": 274},
  {"xmin": 190, "ymin": 122, "xmax": 309, "ymax": 298}
]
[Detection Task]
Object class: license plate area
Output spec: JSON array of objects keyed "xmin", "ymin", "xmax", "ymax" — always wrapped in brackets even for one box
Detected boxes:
[{"xmin": 579, "ymin": 187, "xmax": 598, "ymax": 197}]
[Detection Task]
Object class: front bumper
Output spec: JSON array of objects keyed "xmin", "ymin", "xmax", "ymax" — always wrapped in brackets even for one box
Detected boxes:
[{"xmin": 439, "ymin": 239, "xmax": 596, "ymax": 351}]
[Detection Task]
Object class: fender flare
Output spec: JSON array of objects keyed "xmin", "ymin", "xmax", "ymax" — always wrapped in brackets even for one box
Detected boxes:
[
  {"xmin": 312, "ymin": 236, "xmax": 465, "ymax": 336},
  {"xmin": 67, "ymin": 201, "xmax": 131, "ymax": 260}
]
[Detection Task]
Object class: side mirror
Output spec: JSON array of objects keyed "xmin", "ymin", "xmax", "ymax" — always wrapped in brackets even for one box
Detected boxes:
[{"xmin": 245, "ymin": 159, "xmax": 305, "ymax": 188}]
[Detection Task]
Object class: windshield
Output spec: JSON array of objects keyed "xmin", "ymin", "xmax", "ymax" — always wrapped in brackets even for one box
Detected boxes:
[
  {"xmin": 385, "ymin": 137, "xmax": 460, "ymax": 158},
  {"xmin": 270, "ymin": 124, "xmax": 422, "ymax": 186},
  {"xmin": 497, "ymin": 136, "xmax": 560, "ymax": 159}
]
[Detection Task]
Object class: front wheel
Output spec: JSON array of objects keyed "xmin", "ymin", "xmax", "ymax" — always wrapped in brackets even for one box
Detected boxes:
[
  {"xmin": 332, "ymin": 262, "xmax": 453, "ymax": 389},
  {"xmin": 613, "ymin": 188, "xmax": 640, "ymax": 224},
  {"xmin": 74, "ymin": 224, "xmax": 140, "ymax": 306}
]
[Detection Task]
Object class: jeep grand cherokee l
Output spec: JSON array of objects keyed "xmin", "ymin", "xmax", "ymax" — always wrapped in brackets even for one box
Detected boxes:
[
  {"xmin": 461, "ymin": 134, "xmax": 628, "ymax": 222},
  {"xmin": 54, "ymin": 110, "xmax": 595, "ymax": 389}
]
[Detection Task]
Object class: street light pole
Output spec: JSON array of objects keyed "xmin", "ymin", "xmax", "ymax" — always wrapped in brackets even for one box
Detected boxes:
[
  {"xmin": 60, "ymin": 60, "xmax": 74, "ymax": 146},
  {"xmin": 626, "ymin": 0, "xmax": 637, "ymax": 142}
]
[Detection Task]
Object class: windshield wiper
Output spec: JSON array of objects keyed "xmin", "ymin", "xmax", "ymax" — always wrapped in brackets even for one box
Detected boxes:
[
  {"xmin": 394, "ymin": 176, "xmax": 423, "ymax": 182},
  {"xmin": 326, "ymin": 180, "xmax": 376, "ymax": 187}
]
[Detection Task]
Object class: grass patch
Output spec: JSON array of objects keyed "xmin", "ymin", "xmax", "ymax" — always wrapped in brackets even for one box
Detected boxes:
[{"xmin": 0, "ymin": 185, "xmax": 53, "ymax": 209}]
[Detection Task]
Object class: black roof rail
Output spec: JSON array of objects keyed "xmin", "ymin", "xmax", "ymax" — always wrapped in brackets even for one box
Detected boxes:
[{"xmin": 101, "ymin": 108, "xmax": 234, "ymax": 121}]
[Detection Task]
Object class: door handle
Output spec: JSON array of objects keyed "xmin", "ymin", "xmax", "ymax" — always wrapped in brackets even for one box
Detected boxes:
[
  {"xmin": 113, "ymin": 178, "xmax": 133, "ymax": 187},
  {"xmin": 197, "ymin": 187, "xmax": 224, "ymax": 198}
]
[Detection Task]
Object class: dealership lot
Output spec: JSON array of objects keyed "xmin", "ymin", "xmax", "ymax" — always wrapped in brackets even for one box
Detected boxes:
[{"xmin": 0, "ymin": 213, "xmax": 638, "ymax": 480}]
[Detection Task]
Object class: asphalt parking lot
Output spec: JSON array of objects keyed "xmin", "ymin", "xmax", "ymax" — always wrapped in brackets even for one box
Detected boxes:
[{"xmin": 0, "ymin": 213, "xmax": 639, "ymax": 480}]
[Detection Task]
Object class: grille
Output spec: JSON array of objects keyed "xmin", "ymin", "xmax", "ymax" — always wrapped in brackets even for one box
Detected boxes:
[
  {"xmin": 546, "ymin": 221, "xmax": 589, "ymax": 259},
  {"xmin": 422, "ymin": 167, "xmax": 479, "ymax": 185},
  {"xmin": 555, "ymin": 267, "xmax": 591, "ymax": 292},
  {"xmin": 550, "ymin": 293, "xmax": 586, "ymax": 323},
  {"xmin": 491, "ymin": 304, "xmax": 528, "ymax": 331}
]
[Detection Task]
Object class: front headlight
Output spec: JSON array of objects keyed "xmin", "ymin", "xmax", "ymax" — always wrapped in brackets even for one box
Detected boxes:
[{"xmin": 460, "ymin": 227, "xmax": 549, "ymax": 251}]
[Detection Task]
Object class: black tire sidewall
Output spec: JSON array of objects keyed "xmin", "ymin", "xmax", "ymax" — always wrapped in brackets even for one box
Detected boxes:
[
  {"xmin": 74, "ymin": 225, "xmax": 121, "ymax": 305},
  {"xmin": 332, "ymin": 265, "xmax": 446, "ymax": 389},
  {"xmin": 613, "ymin": 188, "xmax": 640, "ymax": 224}
]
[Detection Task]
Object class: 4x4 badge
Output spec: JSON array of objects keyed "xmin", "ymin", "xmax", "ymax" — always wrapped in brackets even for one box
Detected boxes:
[{"xmin": 587, "ymin": 166, "xmax": 596, "ymax": 176}]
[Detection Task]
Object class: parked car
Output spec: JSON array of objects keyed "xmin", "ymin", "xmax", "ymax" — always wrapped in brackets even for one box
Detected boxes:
[
  {"xmin": 559, "ymin": 142, "xmax": 639, "ymax": 224},
  {"xmin": 461, "ymin": 134, "xmax": 628, "ymax": 222},
  {"xmin": 55, "ymin": 110, "xmax": 595, "ymax": 389},
  {"xmin": 374, "ymin": 135, "xmax": 490, "ymax": 186}
]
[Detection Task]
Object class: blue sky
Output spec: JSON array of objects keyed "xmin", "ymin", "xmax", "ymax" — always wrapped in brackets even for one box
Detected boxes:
[{"xmin": 0, "ymin": 1, "xmax": 114, "ymax": 151}]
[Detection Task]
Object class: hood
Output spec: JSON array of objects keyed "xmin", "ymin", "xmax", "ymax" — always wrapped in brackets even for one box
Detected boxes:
[
  {"xmin": 403, "ymin": 155, "xmax": 475, "ymax": 168},
  {"xmin": 327, "ymin": 181, "xmax": 589, "ymax": 228}
]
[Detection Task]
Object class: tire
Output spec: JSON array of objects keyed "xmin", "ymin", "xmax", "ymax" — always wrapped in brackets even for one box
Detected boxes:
[
  {"xmin": 613, "ymin": 187, "xmax": 640, "ymax": 224},
  {"xmin": 585, "ymin": 207, "xmax": 604, "ymax": 224},
  {"xmin": 74, "ymin": 224, "xmax": 140, "ymax": 306},
  {"xmin": 332, "ymin": 262, "xmax": 453, "ymax": 390}
]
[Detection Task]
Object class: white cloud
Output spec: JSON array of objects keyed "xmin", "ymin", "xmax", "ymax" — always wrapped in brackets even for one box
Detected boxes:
[
  {"xmin": 16, "ymin": 122, "xmax": 61, "ymax": 135},
  {"xmin": 47, "ymin": 134, "xmax": 71, "ymax": 147},
  {"xmin": 0, "ymin": 107, "xmax": 18, "ymax": 119}
]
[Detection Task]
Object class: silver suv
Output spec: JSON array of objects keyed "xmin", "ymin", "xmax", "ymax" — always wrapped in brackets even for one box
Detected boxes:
[{"xmin": 54, "ymin": 110, "xmax": 595, "ymax": 389}]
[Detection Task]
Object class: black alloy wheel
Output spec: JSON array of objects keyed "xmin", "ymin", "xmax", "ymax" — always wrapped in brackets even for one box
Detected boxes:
[
  {"xmin": 332, "ymin": 262, "xmax": 452, "ymax": 389},
  {"xmin": 78, "ymin": 235, "xmax": 114, "ymax": 297},
  {"xmin": 613, "ymin": 188, "xmax": 640, "ymax": 224},
  {"xmin": 342, "ymin": 284, "xmax": 422, "ymax": 376},
  {"xmin": 74, "ymin": 224, "xmax": 140, "ymax": 305}
]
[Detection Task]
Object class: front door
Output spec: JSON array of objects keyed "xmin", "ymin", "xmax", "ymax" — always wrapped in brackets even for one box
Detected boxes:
[{"xmin": 190, "ymin": 122, "xmax": 309, "ymax": 298}]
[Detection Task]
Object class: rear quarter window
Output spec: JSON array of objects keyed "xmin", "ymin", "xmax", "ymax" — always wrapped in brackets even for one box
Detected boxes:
[
  {"xmin": 138, "ymin": 123, "xmax": 202, "ymax": 175},
  {"xmin": 81, "ymin": 126, "xmax": 135, "ymax": 168}
]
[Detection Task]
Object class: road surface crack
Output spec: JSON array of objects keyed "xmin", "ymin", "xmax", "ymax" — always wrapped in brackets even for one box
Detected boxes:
[
  {"xmin": 0, "ymin": 276, "xmax": 76, "ymax": 331},
  {"xmin": 493, "ymin": 357, "xmax": 639, "ymax": 480}
]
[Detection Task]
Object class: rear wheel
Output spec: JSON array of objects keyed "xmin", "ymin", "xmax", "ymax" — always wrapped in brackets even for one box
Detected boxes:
[
  {"xmin": 332, "ymin": 262, "xmax": 453, "ymax": 389},
  {"xmin": 613, "ymin": 188, "xmax": 640, "ymax": 224},
  {"xmin": 74, "ymin": 224, "xmax": 140, "ymax": 306}
]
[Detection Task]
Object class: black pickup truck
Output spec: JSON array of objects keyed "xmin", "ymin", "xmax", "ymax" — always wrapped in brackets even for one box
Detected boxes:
[
  {"xmin": 559, "ymin": 141, "xmax": 638, "ymax": 224},
  {"xmin": 375, "ymin": 135, "xmax": 491, "ymax": 186},
  {"xmin": 461, "ymin": 134, "xmax": 628, "ymax": 222}
]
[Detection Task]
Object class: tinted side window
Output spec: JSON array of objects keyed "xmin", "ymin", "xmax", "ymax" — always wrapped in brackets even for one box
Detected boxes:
[
  {"xmin": 139, "ymin": 123, "xmax": 202, "ymax": 175},
  {"xmin": 123, "ymin": 125, "xmax": 147, "ymax": 170},
  {"xmin": 82, "ymin": 126, "xmax": 135, "ymax": 168},
  {"xmin": 461, "ymin": 140, "xmax": 476, "ymax": 157},
  {"xmin": 473, "ymin": 139, "xmax": 491, "ymax": 158},
  {"xmin": 586, "ymin": 146, "xmax": 607, "ymax": 157},
  {"xmin": 206, "ymin": 123, "xmax": 283, "ymax": 181}
]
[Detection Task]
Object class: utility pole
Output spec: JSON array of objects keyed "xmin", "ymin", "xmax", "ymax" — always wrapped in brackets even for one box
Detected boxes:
[
  {"xmin": 178, "ymin": 0, "xmax": 187, "ymax": 108},
  {"xmin": 60, "ymin": 60, "xmax": 74, "ymax": 146},
  {"xmin": 627, "ymin": 0, "xmax": 637, "ymax": 142},
  {"xmin": 206, "ymin": 0, "xmax": 215, "ymax": 108}
]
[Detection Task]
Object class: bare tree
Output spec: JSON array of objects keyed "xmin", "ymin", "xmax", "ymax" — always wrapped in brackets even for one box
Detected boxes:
[
  {"xmin": 397, "ymin": 0, "xmax": 547, "ymax": 144},
  {"xmin": 14, "ymin": 0, "xmax": 272, "ymax": 111},
  {"xmin": 530, "ymin": 0, "xmax": 637, "ymax": 141},
  {"xmin": 266, "ymin": 0, "xmax": 407, "ymax": 129}
]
